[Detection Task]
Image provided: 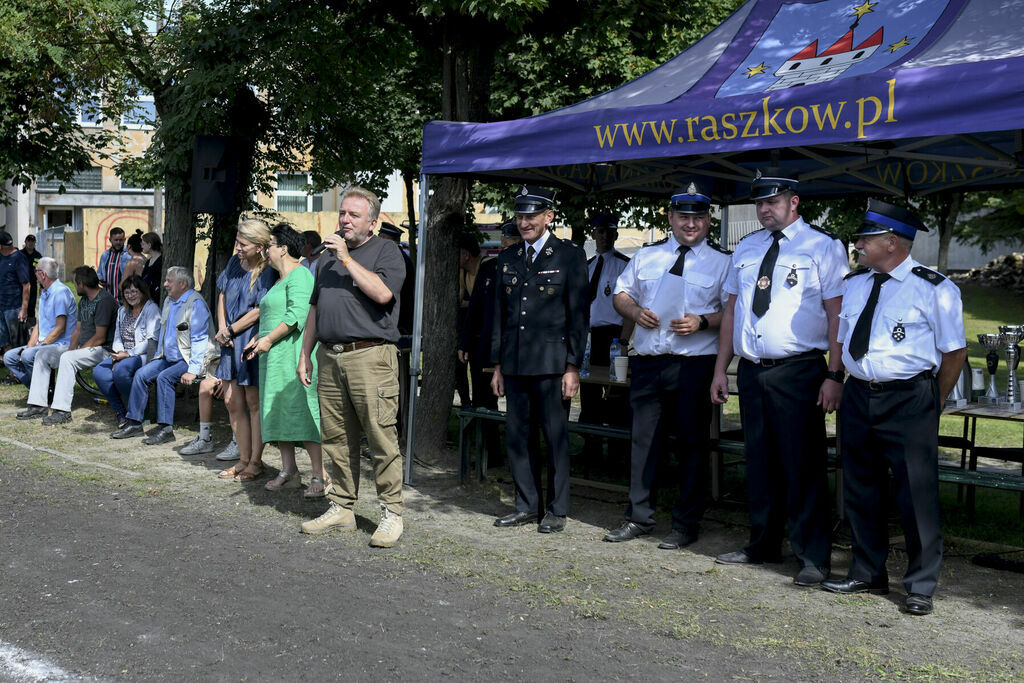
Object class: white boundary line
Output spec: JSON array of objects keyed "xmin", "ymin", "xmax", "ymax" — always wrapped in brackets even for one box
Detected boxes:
[
  {"xmin": 0, "ymin": 640, "xmax": 86, "ymax": 682},
  {"xmin": 0, "ymin": 436, "xmax": 142, "ymax": 477}
]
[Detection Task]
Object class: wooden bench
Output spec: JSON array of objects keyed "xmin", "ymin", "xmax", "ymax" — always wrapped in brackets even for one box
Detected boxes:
[{"xmin": 456, "ymin": 406, "xmax": 631, "ymax": 484}]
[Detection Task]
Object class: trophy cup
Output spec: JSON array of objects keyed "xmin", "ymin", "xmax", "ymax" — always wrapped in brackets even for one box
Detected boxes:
[
  {"xmin": 998, "ymin": 325, "xmax": 1023, "ymax": 410},
  {"xmin": 978, "ymin": 333, "xmax": 1002, "ymax": 404}
]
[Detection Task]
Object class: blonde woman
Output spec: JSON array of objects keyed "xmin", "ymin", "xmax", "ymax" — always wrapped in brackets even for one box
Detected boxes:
[{"xmin": 199, "ymin": 219, "xmax": 278, "ymax": 481}]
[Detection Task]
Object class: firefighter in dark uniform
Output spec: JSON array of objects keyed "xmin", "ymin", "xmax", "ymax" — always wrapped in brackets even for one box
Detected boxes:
[
  {"xmin": 821, "ymin": 200, "xmax": 966, "ymax": 616},
  {"xmin": 710, "ymin": 168, "xmax": 849, "ymax": 587},
  {"xmin": 491, "ymin": 186, "xmax": 589, "ymax": 533},
  {"xmin": 458, "ymin": 221, "xmax": 522, "ymax": 467}
]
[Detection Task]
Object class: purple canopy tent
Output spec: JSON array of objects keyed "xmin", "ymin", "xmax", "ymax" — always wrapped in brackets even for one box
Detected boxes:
[{"xmin": 405, "ymin": 0, "xmax": 1024, "ymax": 478}]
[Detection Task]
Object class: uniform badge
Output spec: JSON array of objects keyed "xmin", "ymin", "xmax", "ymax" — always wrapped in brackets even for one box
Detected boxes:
[
  {"xmin": 520, "ymin": 186, "xmax": 529, "ymax": 196},
  {"xmin": 687, "ymin": 181, "xmax": 697, "ymax": 195},
  {"xmin": 786, "ymin": 265, "xmax": 798, "ymax": 287},
  {"xmin": 516, "ymin": 247, "xmax": 523, "ymax": 257},
  {"xmin": 892, "ymin": 320, "xmax": 906, "ymax": 342},
  {"xmin": 757, "ymin": 275, "xmax": 771, "ymax": 290},
  {"xmin": 544, "ymin": 246, "xmax": 553, "ymax": 257},
  {"xmin": 502, "ymin": 264, "xmax": 508, "ymax": 273},
  {"xmin": 506, "ymin": 286, "xmax": 512, "ymax": 294},
  {"xmin": 547, "ymin": 287, "xmax": 555, "ymax": 295},
  {"xmin": 512, "ymin": 276, "xmax": 518, "ymax": 285},
  {"xmin": 604, "ymin": 283, "xmax": 611, "ymax": 296}
]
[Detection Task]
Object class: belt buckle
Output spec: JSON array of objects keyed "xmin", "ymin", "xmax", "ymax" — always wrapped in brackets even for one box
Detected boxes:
[
  {"xmin": 760, "ymin": 358, "xmax": 778, "ymax": 368},
  {"xmin": 868, "ymin": 380, "xmax": 883, "ymax": 391}
]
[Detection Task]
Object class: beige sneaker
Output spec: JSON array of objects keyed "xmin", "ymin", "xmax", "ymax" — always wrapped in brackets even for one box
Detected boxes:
[
  {"xmin": 369, "ymin": 504, "xmax": 403, "ymax": 547},
  {"xmin": 300, "ymin": 503, "xmax": 356, "ymax": 535}
]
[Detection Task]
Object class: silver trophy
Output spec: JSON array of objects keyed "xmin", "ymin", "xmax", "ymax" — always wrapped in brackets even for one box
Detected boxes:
[
  {"xmin": 998, "ymin": 325, "xmax": 1023, "ymax": 409},
  {"xmin": 977, "ymin": 333, "xmax": 1002, "ymax": 404}
]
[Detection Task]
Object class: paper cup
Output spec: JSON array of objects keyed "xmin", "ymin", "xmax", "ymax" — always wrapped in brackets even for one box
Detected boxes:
[{"xmin": 612, "ymin": 356, "xmax": 629, "ymax": 383}]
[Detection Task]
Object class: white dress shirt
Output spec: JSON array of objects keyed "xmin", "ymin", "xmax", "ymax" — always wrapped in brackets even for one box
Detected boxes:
[
  {"xmin": 838, "ymin": 256, "xmax": 966, "ymax": 381},
  {"xmin": 615, "ymin": 237, "xmax": 730, "ymax": 356},
  {"xmin": 588, "ymin": 249, "xmax": 629, "ymax": 327},
  {"xmin": 725, "ymin": 217, "xmax": 849, "ymax": 361}
]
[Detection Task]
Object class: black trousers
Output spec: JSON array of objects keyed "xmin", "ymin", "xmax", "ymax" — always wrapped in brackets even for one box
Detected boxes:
[
  {"xmin": 504, "ymin": 374, "xmax": 571, "ymax": 516},
  {"xmin": 626, "ymin": 354, "xmax": 715, "ymax": 532},
  {"xmin": 840, "ymin": 376, "xmax": 942, "ymax": 596},
  {"xmin": 737, "ymin": 356, "xmax": 831, "ymax": 568},
  {"xmin": 579, "ymin": 325, "xmax": 629, "ymax": 430}
]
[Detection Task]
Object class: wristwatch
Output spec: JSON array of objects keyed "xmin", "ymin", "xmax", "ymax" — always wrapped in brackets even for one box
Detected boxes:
[
  {"xmin": 825, "ymin": 369, "xmax": 845, "ymax": 383},
  {"xmin": 698, "ymin": 314, "xmax": 709, "ymax": 331}
]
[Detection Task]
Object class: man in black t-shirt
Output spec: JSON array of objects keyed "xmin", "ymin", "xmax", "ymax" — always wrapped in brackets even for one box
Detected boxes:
[
  {"xmin": 21, "ymin": 234, "xmax": 42, "ymax": 321},
  {"xmin": 298, "ymin": 187, "xmax": 406, "ymax": 548}
]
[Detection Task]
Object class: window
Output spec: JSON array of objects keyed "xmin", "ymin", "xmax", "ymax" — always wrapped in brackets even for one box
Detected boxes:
[
  {"xmin": 78, "ymin": 93, "xmax": 103, "ymax": 127},
  {"xmin": 123, "ymin": 93, "xmax": 157, "ymax": 129},
  {"xmin": 275, "ymin": 173, "xmax": 323, "ymax": 213},
  {"xmin": 37, "ymin": 167, "xmax": 103, "ymax": 192}
]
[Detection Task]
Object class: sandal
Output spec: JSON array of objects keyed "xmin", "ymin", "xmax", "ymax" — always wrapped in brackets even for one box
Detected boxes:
[
  {"xmin": 217, "ymin": 463, "xmax": 247, "ymax": 479},
  {"xmin": 303, "ymin": 476, "xmax": 328, "ymax": 499},
  {"xmin": 234, "ymin": 464, "xmax": 265, "ymax": 483},
  {"xmin": 265, "ymin": 470, "xmax": 301, "ymax": 491}
]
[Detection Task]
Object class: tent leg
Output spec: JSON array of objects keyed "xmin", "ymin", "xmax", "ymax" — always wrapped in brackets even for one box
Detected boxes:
[
  {"xmin": 404, "ymin": 174, "xmax": 430, "ymax": 484},
  {"xmin": 720, "ymin": 204, "xmax": 729, "ymax": 248}
]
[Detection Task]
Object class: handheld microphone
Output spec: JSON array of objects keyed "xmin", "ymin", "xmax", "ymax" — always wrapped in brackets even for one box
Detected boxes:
[{"xmin": 311, "ymin": 242, "xmax": 331, "ymax": 257}]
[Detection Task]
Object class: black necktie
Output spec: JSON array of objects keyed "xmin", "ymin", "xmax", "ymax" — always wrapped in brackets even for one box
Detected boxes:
[
  {"xmin": 527, "ymin": 245, "xmax": 536, "ymax": 268},
  {"xmin": 668, "ymin": 245, "xmax": 690, "ymax": 276},
  {"xmin": 849, "ymin": 273, "xmax": 891, "ymax": 361},
  {"xmin": 751, "ymin": 231, "xmax": 784, "ymax": 318},
  {"xmin": 588, "ymin": 255, "xmax": 604, "ymax": 301}
]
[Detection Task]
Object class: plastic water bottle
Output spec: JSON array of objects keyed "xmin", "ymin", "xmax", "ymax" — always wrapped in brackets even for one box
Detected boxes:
[
  {"xmin": 608, "ymin": 337, "xmax": 621, "ymax": 381},
  {"xmin": 580, "ymin": 332, "xmax": 592, "ymax": 378}
]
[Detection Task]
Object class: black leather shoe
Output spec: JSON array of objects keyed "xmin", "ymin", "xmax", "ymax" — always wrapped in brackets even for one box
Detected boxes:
[
  {"xmin": 110, "ymin": 423, "xmax": 144, "ymax": 439},
  {"xmin": 538, "ymin": 513, "xmax": 566, "ymax": 533},
  {"xmin": 603, "ymin": 521, "xmax": 649, "ymax": 543},
  {"xmin": 794, "ymin": 565, "xmax": 829, "ymax": 587},
  {"xmin": 142, "ymin": 425, "xmax": 175, "ymax": 445},
  {"xmin": 905, "ymin": 593, "xmax": 933, "ymax": 615},
  {"xmin": 820, "ymin": 577, "xmax": 889, "ymax": 595},
  {"xmin": 16, "ymin": 405, "xmax": 48, "ymax": 420},
  {"xmin": 658, "ymin": 528, "xmax": 698, "ymax": 550},
  {"xmin": 493, "ymin": 511, "xmax": 538, "ymax": 528},
  {"xmin": 41, "ymin": 410, "xmax": 72, "ymax": 426}
]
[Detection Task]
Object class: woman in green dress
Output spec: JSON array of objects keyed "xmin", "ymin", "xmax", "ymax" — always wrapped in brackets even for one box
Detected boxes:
[{"xmin": 244, "ymin": 223, "xmax": 326, "ymax": 498}]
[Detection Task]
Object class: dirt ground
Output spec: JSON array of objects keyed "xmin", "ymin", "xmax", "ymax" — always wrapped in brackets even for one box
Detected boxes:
[{"xmin": 1, "ymin": 388, "xmax": 1023, "ymax": 681}]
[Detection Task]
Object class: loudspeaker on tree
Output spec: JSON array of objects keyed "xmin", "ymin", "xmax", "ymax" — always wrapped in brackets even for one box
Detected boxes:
[{"xmin": 190, "ymin": 135, "xmax": 239, "ymax": 214}]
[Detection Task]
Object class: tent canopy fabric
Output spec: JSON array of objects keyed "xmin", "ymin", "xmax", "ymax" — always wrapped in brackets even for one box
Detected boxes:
[{"xmin": 421, "ymin": 0, "xmax": 1024, "ymax": 202}]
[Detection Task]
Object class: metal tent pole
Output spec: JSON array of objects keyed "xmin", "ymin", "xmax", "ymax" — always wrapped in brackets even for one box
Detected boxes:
[
  {"xmin": 403, "ymin": 173, "xmax": 430, "ymax": 484},
  {"xmin": 720, "ymin": 204, "xmax": 729, "ymax": 248}
]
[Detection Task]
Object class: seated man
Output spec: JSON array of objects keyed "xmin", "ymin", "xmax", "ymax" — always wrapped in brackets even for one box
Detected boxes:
[
  {"xmin": 110, "ymin": 266, "xmax": 219, "ymax": 445},
  {"xmin": 19, "ymin": 266, "xmax": 116, "ymax": 424},
  {"xmin": 4, "ymin": 257, "xmax": 77, "ymax": 390}
]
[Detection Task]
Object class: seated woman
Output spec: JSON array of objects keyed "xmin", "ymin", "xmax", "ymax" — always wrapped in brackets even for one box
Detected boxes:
[
  {"xmin": 244, "ymin": 223, "xmax": 325, "ymax": 498},
  {"xmin": 92, "ymin": 275, "xmax": 161, "ymax": 428}
]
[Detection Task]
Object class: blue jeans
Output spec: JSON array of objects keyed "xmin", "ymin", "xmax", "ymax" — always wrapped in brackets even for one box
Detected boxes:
[
  {"xmin": 93, "ymin": 355, "xmax": 145, "ymax": 419},
  {"xmin": 126, "ymin": 358, "xmax": 187, "ymax": 426},
  {"xmin": 3, "ymin": 344, "xmax": 52, "ymax": 388},
  {"xmin": 0, "ymin": 307, "xmax": 19, "ymax": 348}
]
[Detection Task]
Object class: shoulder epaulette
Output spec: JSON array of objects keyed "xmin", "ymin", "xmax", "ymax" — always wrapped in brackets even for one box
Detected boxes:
[
  {"xmin": 809, "ymin": 223, "xmax": 839, "ymax": 240},
  {"xmin": 705, "ymin": 240, "xmax": 732, "ymax": 256},
  {"xmin": 738, "ymin": 228, "xmax": 765, "ymax": 242},
  {"xmin": 612, "ymin": 251, "xmax": 629, "ymax": 262},
  {"xmin": 912, "ymin": 265, "xmax": 946, "ymax": 285},
  {"xmin": 642, "ymin": 237, "xmax": 669, "ymax": 248},
  {"xmin": 844, "ymin": 267, "xmax": 870, "ymax": 280}
]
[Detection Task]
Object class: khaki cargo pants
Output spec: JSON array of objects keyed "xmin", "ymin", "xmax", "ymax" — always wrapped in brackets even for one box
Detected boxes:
[{"xmin": 317, "ymin": 344, "xmax": 403, "ymax": 514}]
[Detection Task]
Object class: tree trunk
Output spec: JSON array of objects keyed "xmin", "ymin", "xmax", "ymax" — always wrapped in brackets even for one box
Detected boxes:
[
  {"xmin": 162, "ymin": 182, "xmax": 195, "ymax": 283},
  {"xmin": 412, "ymin": 15, "xmax": 495, "ymax": 462},
  {"xmin": 936, "ymin": 192, "xmax": 963, "ymax": 274}
]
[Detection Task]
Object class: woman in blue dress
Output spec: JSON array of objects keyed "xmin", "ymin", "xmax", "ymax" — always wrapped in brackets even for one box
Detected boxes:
[{"xmin": 207, "ymin": 219, "xmax": 277, "ymax": 482}]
